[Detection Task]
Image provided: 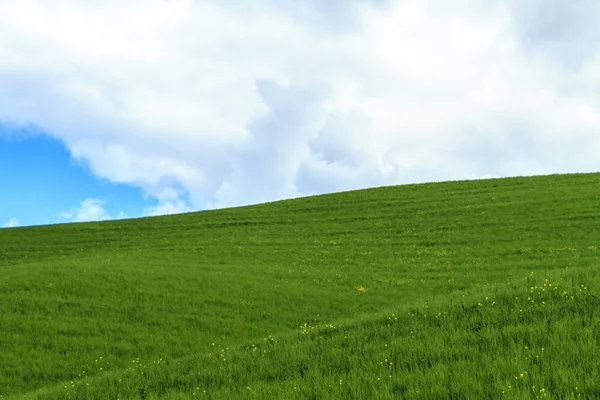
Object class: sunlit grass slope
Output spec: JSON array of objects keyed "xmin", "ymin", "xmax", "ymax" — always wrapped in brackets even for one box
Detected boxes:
[{"xmin": 1, "ymin": 172, "xmax": 599, "ymax": 399}]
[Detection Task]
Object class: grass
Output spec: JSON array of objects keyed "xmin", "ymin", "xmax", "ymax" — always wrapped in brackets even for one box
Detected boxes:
[{"xmin": 1, "ymin": 172, "xmax": 599, "ymax": 399}]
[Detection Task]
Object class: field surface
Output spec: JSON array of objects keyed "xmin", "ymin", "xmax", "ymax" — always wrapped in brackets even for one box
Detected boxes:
[{"xmin": 1, "ymin": 173, "xmax": 599, "ymax": 399}]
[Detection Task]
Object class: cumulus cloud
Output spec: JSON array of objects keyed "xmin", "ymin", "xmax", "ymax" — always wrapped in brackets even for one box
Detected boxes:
[
  {"xmin": 144, "ymin": 187, "xmax": 193, "ymax": 216},
  {"xmin": 510, "ymin": 0, "xmax": 600, "ymax": 70},
  {"xmin": 1, "ymin": 0, "xmax": 599, "ymax": 213},
  {"xmin": 211, "ymin": 80, "xmax": 331, "ymax": 208},
  {"xmin": 2, "ymin": 217, "xmax": 20, "ymax": 228},
  {"xmin": 59, "ymin": 194, "xmax": 186, "ymax": 224},
  {"xmin": 60, "ymin": 198, "xmax": 127, "ymax": 223}
]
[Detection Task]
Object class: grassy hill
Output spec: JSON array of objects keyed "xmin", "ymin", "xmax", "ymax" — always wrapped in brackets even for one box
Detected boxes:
[{"xmin": 1, "ymin": 172, "xmax": 599, "ymax": 399}]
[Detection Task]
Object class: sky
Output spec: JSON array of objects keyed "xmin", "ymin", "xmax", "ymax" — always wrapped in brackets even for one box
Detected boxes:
[{"xmin": 1, "ymin": 0, "xmax": 600, "ymax": 228}]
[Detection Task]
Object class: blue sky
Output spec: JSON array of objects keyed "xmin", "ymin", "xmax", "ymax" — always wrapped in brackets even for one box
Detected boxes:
[
  {"xmin": 1, "ymin": 0, "xmax": 600, "ymax": 228},
  {"xmin": 0, "ymin": 128, "xmax": 156, "ymax": 227}
]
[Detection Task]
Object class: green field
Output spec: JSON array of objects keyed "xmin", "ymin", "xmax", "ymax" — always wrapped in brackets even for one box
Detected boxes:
[{"xmin": 1, "ymin": 172, "xmax": 599, "ymax": 399}]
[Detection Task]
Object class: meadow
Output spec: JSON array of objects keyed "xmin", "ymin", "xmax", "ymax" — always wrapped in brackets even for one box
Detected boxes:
[{"xmin": 1, "ymin": 172, "xmax": 599, "ymax": 399}]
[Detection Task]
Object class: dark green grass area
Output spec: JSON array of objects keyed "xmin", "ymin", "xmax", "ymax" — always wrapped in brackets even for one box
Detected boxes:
[{"xmin": 1, "ymin": 172, "xmax": 600, "ymax": 398}]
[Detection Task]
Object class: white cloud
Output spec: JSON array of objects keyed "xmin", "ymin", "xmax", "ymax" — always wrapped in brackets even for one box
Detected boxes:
[
  {"xmin": 1, "ymin": 0, "xmax": 599, "ymax": 212},
  {"xmin": 2, "ymin": 217, "xmax": 20, "ymax": 228},
  {"xmin": 144, "ymin": 187, "xmax": 193, "ymax": 216},
  {"xmin": 60, "ymin": 198, "xmax": 126, "ymax": 223},
  {"xmin": 145, "ymin": 201, "xmax": 191, "ymax": 217},
  {"xmin": 60, "ymin": 193, "xmax": 189, "ymax": 224}
]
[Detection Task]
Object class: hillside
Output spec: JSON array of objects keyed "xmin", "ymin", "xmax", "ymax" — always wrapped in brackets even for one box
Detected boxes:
[{"xmin": 1, "ymin": 173, "xmax": 599, "ymax": 399}]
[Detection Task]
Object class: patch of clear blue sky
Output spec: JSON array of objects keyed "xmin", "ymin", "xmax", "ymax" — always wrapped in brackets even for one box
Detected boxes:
[{"xmin": 0, "ymin": 125, "xmax": 152, "ymax": 227}]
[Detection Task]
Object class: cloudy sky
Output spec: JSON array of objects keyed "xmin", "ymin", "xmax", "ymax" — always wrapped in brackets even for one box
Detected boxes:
[{"xmin": 1, "ymin": 0, "xmax": 599, "ymax": 228}]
